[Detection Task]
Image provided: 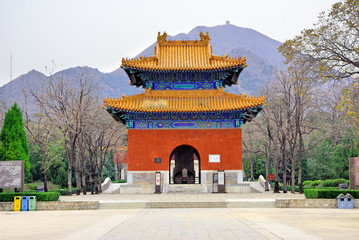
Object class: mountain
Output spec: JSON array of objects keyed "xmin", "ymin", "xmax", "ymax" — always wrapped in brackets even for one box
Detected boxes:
[
  {"xmin": 0, "ymin": 22, "xmax": 283, "ymax": 112},
  {"xmin": 138, "ymin": 23, "xmax": 283, "ymax": 95},
  {"xmin": 139, "ymin": 23, "xmax": 283, "ymax": 67}
]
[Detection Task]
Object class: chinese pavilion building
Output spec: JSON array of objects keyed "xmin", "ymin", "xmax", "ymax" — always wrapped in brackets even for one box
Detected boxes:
[{"xmin": 104, "ymin": 32, "xmax": 265, "ymax": 193}]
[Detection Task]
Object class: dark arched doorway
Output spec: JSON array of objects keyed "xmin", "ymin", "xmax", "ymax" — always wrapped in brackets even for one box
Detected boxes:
[{"xmin": 169, "ymin": 145, "xmax": 200, "ymax": 184}]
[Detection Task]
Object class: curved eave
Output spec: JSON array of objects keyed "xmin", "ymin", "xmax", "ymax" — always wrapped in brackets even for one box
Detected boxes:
[
  {"xmin": 123, "ymin": 65, "xmax": 246, "ymax": 88},
  {"xmin": 105, "ymin": 104, "xmax": 264, "ymax": 125}
]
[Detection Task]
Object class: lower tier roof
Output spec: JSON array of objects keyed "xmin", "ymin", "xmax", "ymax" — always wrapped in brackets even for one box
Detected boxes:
[{"xmin": 103, "ymin": 87, "xmax": 265, "ymax": 113}]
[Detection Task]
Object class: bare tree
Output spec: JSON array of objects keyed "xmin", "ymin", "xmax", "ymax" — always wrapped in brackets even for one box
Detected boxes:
[
  {"xmin": 29, "ymin": 70, "xmax": 98, "ymax": 195},
  {"xmin": 114, "ymin": 146, "xmax": 127, "ymax": 180}
]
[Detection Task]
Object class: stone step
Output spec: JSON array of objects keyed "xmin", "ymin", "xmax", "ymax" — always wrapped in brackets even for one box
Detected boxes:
[
  {"xmin": 145, "ymin": 202, "xmax": 226, "ymax": 208},
  {"xmin": 227, "ymin": 199, "xmax": 276, "ymax": 208},
  {"xmin": 98, "ymin": 200, "xmax": 276, "ymax": 209},
  {"xmin": 99, "ymin": 202, "xmax": 145, "ymax": 209},
  {"xmin": 167, "ymin": 184, "xmax": 207, "ymax": 194}
]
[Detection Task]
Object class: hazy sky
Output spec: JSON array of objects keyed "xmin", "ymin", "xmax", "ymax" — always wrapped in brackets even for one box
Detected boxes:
[{"xmin": 0, "ymin": 0, "xmax": 339, "ymax": 87}]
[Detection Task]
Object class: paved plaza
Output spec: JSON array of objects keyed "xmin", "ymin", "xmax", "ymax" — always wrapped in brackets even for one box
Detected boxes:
[
  {"xmin": 1, "ymin": 192, "xmax": 359, "ymax": 240},
  {"xmin": 0, "ymin": 208, "xmax": 358, "ymax": 240}
]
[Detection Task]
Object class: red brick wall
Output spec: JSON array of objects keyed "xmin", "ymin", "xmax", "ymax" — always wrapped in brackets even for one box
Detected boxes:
[{"xmin": 127, "ymin": 128, "xmax": 242, "ymax": 171}]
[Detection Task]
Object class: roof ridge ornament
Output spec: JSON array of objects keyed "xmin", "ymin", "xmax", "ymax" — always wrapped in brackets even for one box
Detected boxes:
[
  {"xmin": 157, "ymin": 32, "xmax": 167, "ymax": 44},
  {"xmin": 199, "ymin": 32, "xmax": 210, "ymax": 44}
]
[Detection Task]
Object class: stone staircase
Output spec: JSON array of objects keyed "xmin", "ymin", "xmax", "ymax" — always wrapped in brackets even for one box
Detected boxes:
[
  {"xmin": 226, "ymin": 199, "xmax": 275, "ymax": 208},
  {"xmin": 166, "ymin": 184, "xmax": 207, "ymax": 194},
  {"xmin": 98, "ymin": 199, "xmax": 276, "ymax": 209},
  {"xmin": 145, "ymin": 201, "xmax": 226, "ymax": 208},
  {"xmin": 99, "ymin": 201, "xmax": 145, "ymax": 209}
]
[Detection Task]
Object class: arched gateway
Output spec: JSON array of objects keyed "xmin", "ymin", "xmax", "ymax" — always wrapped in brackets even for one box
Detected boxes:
[
  {"xmin": 169, "ymin": 145, "xmax": 200, "ymax": 184},
  {"xmin": 104, "ymin": 32, "xmax": 265, "ymax": 193}
]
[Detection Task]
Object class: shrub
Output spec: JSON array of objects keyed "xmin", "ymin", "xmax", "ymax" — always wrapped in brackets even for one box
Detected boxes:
[
  {"xmin": 287, "ymin": 185, "xmax": 300, "ymax": 192},
  {"xmin": 323, "ymin": 179, "xmax": 334, "ymax": 187},
  {"xmin": 113, "ymin": 179, "xmax": 127, "ymax": 183},
  {"xmin": 311, "ymin": 180, "xmax": 323, "ymax": 187},
  {"xmin": 46, "ymin": 192, "xmax": 60, "ymax": 201},
  {"xmin": 304, "ymin": 189, "xmax": 359, "ymax": 199},
  {"xmin": 303, "ymin": 187, "xmax": 338, "ymax": 190},
  {"xmin": 302, "ymin": 180, "xmax": 312, "ymax": 187},
  {"xmin": 347, "ymin": 180, "xmax": 350, "ymax": 185},
  {"xmin": 0, "ymin": 192, "xmax": 60, "ymax": 202},
  {"xmin": 49, "ymin": 188, "xmax": 77, "ymax": 196},
  {"xmin": 333, "ymin": 178, "xmax": 347, "ymax": 187},
  {"xmin": 25, "ymin": 184, "xmax": 38, "ymax": 191},
  {"xmin": 304, "ymin": 189, "xmax": 318, "ymax": 198}
]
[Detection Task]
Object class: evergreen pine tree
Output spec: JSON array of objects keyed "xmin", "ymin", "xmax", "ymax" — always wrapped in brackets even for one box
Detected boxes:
[{"xmin": 0, "ymin": 102, "xmax": 30, "ymax": 172}]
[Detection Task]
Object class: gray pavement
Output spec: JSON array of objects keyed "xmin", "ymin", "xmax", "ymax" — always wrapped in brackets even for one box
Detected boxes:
[
  {"xmin": 59, "ymin": 192, "xmax": 306, "ymax": 202},
  {"xmin": 1, "ymin": 208, "xmax": 359, "ymax": 240}
]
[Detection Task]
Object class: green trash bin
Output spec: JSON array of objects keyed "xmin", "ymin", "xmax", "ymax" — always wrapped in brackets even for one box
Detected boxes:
[{"xmin": 28, "ymin": 196, "xmax": 36, "ymax": 211}]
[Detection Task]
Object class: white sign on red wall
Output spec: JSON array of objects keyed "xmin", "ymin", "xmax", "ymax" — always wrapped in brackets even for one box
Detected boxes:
[{"xmin": 209, "ymin": 154, "xmax": 220, "ymax": 163}]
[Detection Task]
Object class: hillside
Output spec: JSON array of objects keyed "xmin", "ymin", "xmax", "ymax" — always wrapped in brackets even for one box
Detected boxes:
[
  {"xmin": 138, "ymin": 23, "xmax": 283, "ymax": 94},
  {"xmin": 0, "ymin": 22, "xmax": 283, "ymax": 112}
]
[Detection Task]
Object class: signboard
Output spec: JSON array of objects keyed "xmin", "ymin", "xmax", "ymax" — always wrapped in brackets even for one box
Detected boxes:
[
  {"xmin": 155, "ymin": 172, "xmax": 161, "ymax": 194},
  {"xmin": 209, "ymin": 154, "xmax": 220, "ymax": 163},
  {"xmin": 0, "ymin": 161, "xmax": 24, "ymax": 191},
  {"xmin": 217, "ymin": 170, "xmax": 226, "ymax": 193},
  {"xmin": 218, "ymin": 171, "xmax": 225, "ymax": 185},
  {"xmin": 155, "ymin": 172, "xmax": 161, "ymax": 186},
  {"xmin": 154, "ymin": 158, "xmax": 161, "ymax": 163},
  {"xmin": 268, "ymin": 174, "xmax": 273, "ymax": 180}
]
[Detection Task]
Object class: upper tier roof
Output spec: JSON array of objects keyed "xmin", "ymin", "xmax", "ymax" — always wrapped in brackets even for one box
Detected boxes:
[
  {"xmin": 104, "ymin": 87, "xmax": 265, "ymax": 113},
  {"xmin": 121, "ymin": 32, "xmax": 247, "ymax": 71}
]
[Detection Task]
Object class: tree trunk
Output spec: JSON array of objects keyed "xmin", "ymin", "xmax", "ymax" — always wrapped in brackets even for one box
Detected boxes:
[
  {"xmin": 80, "ymin": 151, "xmax": 87, "ymax": 195},
  {"xmin": 88, "ymin": 150, "xmax": 95, "ymax": 194},
  {"xmin": 250, "ymin": 156, "xmax": 254, "ymax": 181},
  {"xmin": 81, "ymin": 163, "xmax": 87, "ymax": 195},
  {"xmin": 73, "ymin": 147, "xmax": 81, "ymax": 195},
  {"xmin": 265, "ymin": 120, "xmax": 272, "ymax": 192},
  {"xmin": 265, "ymin": 145, "xmax": 270, "ymax": 191},
  {"xmin": 66, "ymin": 145, "xmax": 73, "ymax": 196},
  {"xmin": 98, "ymin": 168, "xmax": 103, "ymax": 193},
  {"xmin": 273, "ymin": 158, "xmax": 280, "ymax": 193},
  {"xmin": 291, "ymin": 157, "xmax": 296, "ymax": 194},
  {"xmin": 94, "ymin": 173, "xmax": 98, "ymax": 194},
  {"xmin": 41, "ymin": 152, "xmax": 48, "ymax": 192},
  {"xmin": 283, "ymin": 157, "xmax": 287, "ymax": 193},
  {"xmin": 282, "ymin": 136, "xmax": 287, "ymax": 193},
  {"xmin": 90, "ymin": 170, "xmax": 94, "ymax": 195},
  {"xmin": 42, "ymin": 168, "xmax": 48, "ymax": 192},
  {"xmin": 298, "ymin": 132, "xmax": 304, "ymax": 194},
  {"xmin": 75, "ymin": 162, "xmax": 81, "ymax": 195}
]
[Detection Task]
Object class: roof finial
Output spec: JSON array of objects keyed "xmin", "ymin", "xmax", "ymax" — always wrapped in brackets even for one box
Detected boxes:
[
  {"xmin": 199, "ymin": 32, "xmax": 210, "ymax": 43},
  {"xmin": 157, "ymin": 32, "xmax": 167, "ymax": 44}
]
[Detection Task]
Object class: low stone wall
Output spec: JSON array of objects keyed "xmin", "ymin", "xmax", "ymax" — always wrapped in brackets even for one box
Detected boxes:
[
  {"xmin": 37, "ymin": 201, "xmax": 99, "ymax": 210},
  {"xmin": 3, "ymin": 198, "xmax": 359, "ymax": 211},
  {"xmin": 0, "ymin": 201, "xmax": 99, "ymax": 211},
  {"xmin": 276, "ymin": 199, "xmax": 359, "ymax": 208},
  {"xmin": 0, "ymin": 202, "xmax": 13, "ymax": 211}
]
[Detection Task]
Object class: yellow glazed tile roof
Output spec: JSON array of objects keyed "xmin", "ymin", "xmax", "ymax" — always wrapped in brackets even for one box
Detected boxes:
[
  {"xmin": 121, "ymin": 32, "xmax": 247, "ymax": 71},
  {"xmin": 104, "ymin": 87, "xmax": 265, "ymax": 113}
]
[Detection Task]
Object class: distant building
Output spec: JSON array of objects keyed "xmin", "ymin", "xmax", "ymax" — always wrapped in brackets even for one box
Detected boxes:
[
  {"xmin": 104, "ymin": 32, "xmax": 265, "ymax": 193},
  {"xmin": 226, "ymin": 20, "xmax": 230, "ymax": 25}
]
